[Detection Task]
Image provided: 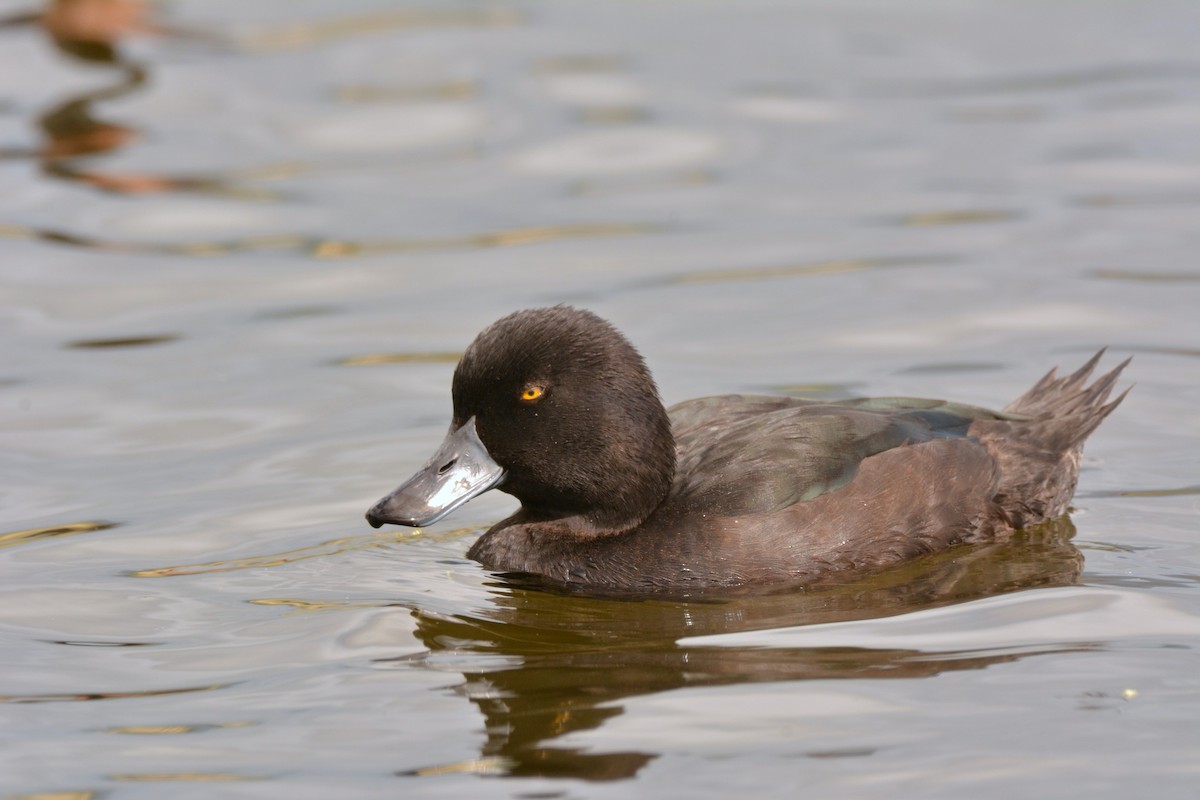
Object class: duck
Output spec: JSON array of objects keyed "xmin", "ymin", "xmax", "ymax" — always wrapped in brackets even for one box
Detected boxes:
[{"xmin": 366, "ymin": 305, "xmax": 1129, "ymax": 598}]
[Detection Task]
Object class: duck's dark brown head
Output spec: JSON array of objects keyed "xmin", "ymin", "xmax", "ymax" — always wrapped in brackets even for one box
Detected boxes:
[{"xmin": 367, "ymin": 306, "xmax": 676, "ymax": 534}]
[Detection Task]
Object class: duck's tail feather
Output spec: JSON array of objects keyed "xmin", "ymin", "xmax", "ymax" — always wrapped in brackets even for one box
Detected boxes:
[
  {"xmin": 975, "ymin": 350, "xmax": 1131, "ymax": 530},
  {"xmin": 1003, "ymin": 349, "xmax": 1132, "ymax": 451}
]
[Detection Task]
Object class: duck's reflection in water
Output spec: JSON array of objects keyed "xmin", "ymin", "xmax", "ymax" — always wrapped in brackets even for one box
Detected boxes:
[{"xmin": 385, "ymin": 517, "xmax": 1084, "ymax": 781}]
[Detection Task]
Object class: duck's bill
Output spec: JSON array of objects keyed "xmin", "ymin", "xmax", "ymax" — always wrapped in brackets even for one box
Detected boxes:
[{"xmin": 365, "ymin": 417, "xmax": 506, "ymax": 529}]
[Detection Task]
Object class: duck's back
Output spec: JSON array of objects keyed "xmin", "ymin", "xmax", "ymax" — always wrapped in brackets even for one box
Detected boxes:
[
  {"xmin": 633, "ymin": 353, "xmax": 1128, "ymax": 593},
  {"xmin": 666, "ymin": 393, "xmax": 1016, "ymax": 517},
  {"xmin": 617, "ymin": 395, "xmax": 1002, "ymax": 589}
]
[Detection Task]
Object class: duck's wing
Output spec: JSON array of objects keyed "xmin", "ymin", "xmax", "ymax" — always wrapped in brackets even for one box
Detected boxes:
[{"xmin": 666, "ymin": 394, "xmax": 1014, "ymax": 516}]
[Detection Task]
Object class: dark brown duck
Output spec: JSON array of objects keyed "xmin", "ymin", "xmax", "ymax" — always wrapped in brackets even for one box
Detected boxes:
[{"xmin": 366, "ymin": 306, "xmax": 1129, "ymax": 597}]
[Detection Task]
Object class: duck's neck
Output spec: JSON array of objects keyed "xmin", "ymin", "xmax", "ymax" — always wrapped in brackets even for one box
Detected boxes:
[{"xmin": 510, "ymin": 416, "xmax": 676, "ymax": 538}]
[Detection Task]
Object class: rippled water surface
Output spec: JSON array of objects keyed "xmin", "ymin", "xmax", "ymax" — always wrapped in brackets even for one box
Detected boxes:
[{"xmin": 3, "ymin": 0, "xmax": 1200, "ymax": 797}]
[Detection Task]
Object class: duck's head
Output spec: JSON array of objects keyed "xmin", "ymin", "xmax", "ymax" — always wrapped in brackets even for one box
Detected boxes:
[{"xmin": 366, "ymin": 306, "xmax": 676, "ymax": 534}]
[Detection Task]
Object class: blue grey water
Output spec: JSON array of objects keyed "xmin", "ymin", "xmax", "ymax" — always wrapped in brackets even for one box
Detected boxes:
[{"xmin": 2, "ymin": 0, "xmax": 1199, "ymax": 797}]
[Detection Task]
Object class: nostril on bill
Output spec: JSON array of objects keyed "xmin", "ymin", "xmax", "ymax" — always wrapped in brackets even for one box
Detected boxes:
[{"xmin": 437, "ymin": 458, "xmax": 458, "ymax": 475}]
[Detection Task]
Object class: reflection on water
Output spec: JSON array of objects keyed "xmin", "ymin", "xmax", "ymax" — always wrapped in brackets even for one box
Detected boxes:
[
  {"xmin": 336, "ymin": 351, "xmax": 462, "ymax": 367},
  {"xmin": 879, "ymin": 62, "xmax": 1200, "ymax": 97},
  {"xmin": 0, "ymin": 520, "xmax": 114, "ymax": 549},
  {"xmin": 335, "ymin": 79, "xmax": 479, "ymax": 104},
  {"xmin": 1108, "ymin": 344, "xmax": 1200, "ymax": 358},
  {"xmin": 0, "ymin": 682, "xmax": 225, "ymax": 705},
  {"xmin": 66, "ymin": 334, "xmax": 178, "ymax": 349},
  {"xmin": 237, "ymin": 7, "xmax": 522, "ymax": 53},
  {"xmin": 106, "ymin": 772, "xmax": 262, "ymax": 783},
  {"xmin": 652, "ymin": 254, "xmax": 954, "ymax": 287},
  {"xmin": 385, "ymin": 519, "xmax": 1084, "ymax": 780},
  {"xmin": 128, "ymin": 528, "xmax": 426, "ymax": 578},
  {"xmin": 0, "ymin": 0, "xmax": 240, "ymax": 196},
  {"xmin": 1074, "ymin": 192, "xmax": 1200, "ymax": 208},
  {"xmin": 569, "ymin": 168, "xmax": 716, "ymax": 196},
  {"xmin": 1081, "ymin": 485, "xmax": 1200, "ymax": 499},
  {"xmin": 897, "ymin": 209, "xmax": 1020, "ymax": 227},
  {"xmin": 106, "ymin": 721, "xmax": 254, "ymax": 734},
  {"xmin": 1089, "ymin": 268, "xmax": 1200, "ymax": 282},
  {"xmin": 38, "ymin": 0, "xmax": 157, "ymax": 56},
  {"xmin": 0, "ymin": 221, "xmax": 660, "ymax": 257}
]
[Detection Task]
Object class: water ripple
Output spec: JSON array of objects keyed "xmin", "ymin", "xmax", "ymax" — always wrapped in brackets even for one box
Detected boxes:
[
  {"xmin": 335, "ymin": 80, "xmax": 479, "ymax": 104},
  {"xmin": 0, "ymin": 221, "xmax": 659, "ymax": 258},
  {"xmin": 876, "ymin": 62, "xmax": 1200, "ymax": 97},
  {"xmin": 1089, "ymin": 268, "xmax": 1200, "ymax": 283},
  {"xmin": 1080, "ymin": 485, "xmax": 1200, "ymax": 499},
  {"xmin": 1074, "ymin": 192, "xmax": 1200, "ymax": 208},
  {"xmin": 0, "ymin": 683, "xmax": 227, "ymax": 705},
  {"xmin": 128, "ymin": 530, "xmax": 421, "ymax": 578},
  {"xmin": 0, "ymin": 521, "xmax": 115, "ymax": 550},
  {"xmin": 248, "ymin": 597, "xmax": 402, "ymax": 613},
  {"xmin": 399, "ymin": 757, "xmax": 514, "ymax": 777},
  {"xmin": 896, "ymin": 209, "xmax": 1020, "ymax": 227},
  {"xmin": 1109, "ymin": 345, "xmax": 1200, "ymax": 358},
  {"xmin": 106, "ymin": 722, "xmax": 255, "ymax": 735},
  {"xmin": 66, "ymin": 335, "xmax": 178, "ymax": 350},
  {"xmin": 107, "ymin": 772, "xmax": 263, "ymax": 783},
  {"xmin": 237, "ymin": 8, "xmax": 522, "ymax": 52},
  {"xmin": 512, "ymin": 129, "xmax": 723, "ymax": 175},
  {"xmin": 654, "ymin": 254, "xmax": 954, "ymax": 287},
  {"xmin": 336, "ymin": 351, "xmax": 461, "ymax": 367}
]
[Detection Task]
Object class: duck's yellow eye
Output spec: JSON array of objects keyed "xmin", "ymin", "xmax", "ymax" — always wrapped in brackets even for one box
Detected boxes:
[{"xmin": 520, "ymin": 385, "xmax": 545, "ymax": 403}]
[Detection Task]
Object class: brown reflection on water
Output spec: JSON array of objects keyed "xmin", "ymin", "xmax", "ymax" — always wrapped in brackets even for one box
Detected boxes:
[
  {"xmin": 0, "ymin": 520, "xmax": 115, "ymax": 550},
  {"xmin": 535, "ymin": 55, "xmax": 629, "ymax": 75},
  {"xmin": 335, "ymin": 80, "xmax": 479, "ymax": 104},
  {"xmin": 0, "ymin": 1, "xmax": 247, "ymax": 196},
  {"xmin": 336, "ymin": 351, "xmax": 461, "ymax": 367},
  {"xmin": 388, "ymin": 518, "xmax": 1085, "ymax": 781},
  {"xmin": 107, "ymin": 772, "xmax": 262, "ymax": 783},
  {"xmin": 655, "ymin": 253, "xmax": 951, "ymax": 287},
  {"xmin": 248, "ymin": 597, "xmax": 401, "ymax": 613},
  {"xmin": 0, "ymin": 221, "xmax": 658, "ymax": 258},
  {"xmin": 569, "ymin": 168, "xmax": 716, "ymax": 197},
  {"xmin": 1081, "ymin": 484, "xmax": 1200, "ymax": 499},
  {"xmin": 1074, "ymin": 192, "xmax": 1200, "ymax": 209},
  {"xmin": 128, "ymin": 529, "xmax": 425, "ymax": 578},
  {"xmin": 767, "ymin": 382, "xmax": 862, "ymax": 399},
  {"xmin": 0, "ymin": 682, "xmax": 225, "ymax": 704},
  {"xmin": 0, "ymin": 0, "xmax": 161, "ymax": 63},
  {"xmin": 311, "ymin": 222, "xmax": 660, "ymax": 259},
  {"xmin": 66, "ymin": 334, "xmax": 178, "ymax": 349},
  {"xmin": 1089, "ymin": 268, "xmax": 1200, "ymax": 283},
  {"xmin": 876, "ymin": 62, "xmax": 1200, "ymax": 97},
  {"xmin": 898, "ymin": 209, "xmax": 1020, "ymax": 227},
  {"xmin": 578, "ymin": 106, "xmax": 650, "ymax": 125},
  {"xmin": 237, "ymin": 7, "xmax": 521, "ymax": 53},
  {"xmin": 48, "ymin": 639, "xmax": 156, "ymax": 647},
  {"xmin": 1105, "ymin": 344, "xmax": 1200, "ymax": 359},
  {"xmin": 3, "ymin": 1, "xmax": 150, "ymax": 161},
  {"xmin": 897, "ymin": 361, "xmax": 1004, "ymax": 375},
  {"xmin": 106, "ymin": 721, "xmax": 254, "ymax": 735}
]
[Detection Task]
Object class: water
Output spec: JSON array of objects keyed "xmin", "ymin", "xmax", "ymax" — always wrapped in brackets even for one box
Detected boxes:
[{"xmin": 3, "ymin": 0, "xmax": 1199, "ymax": 797}]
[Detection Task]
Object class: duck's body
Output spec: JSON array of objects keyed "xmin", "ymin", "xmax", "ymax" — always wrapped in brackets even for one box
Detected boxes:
[{"xmin": 367, "ymin": 307, "xmax": 1128, "ymax": 598}]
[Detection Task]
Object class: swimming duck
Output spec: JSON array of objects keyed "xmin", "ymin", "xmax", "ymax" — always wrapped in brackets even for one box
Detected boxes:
[{"xmin": 366, "ymin": 306, "xmax": 1129, "ymax": 597}]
